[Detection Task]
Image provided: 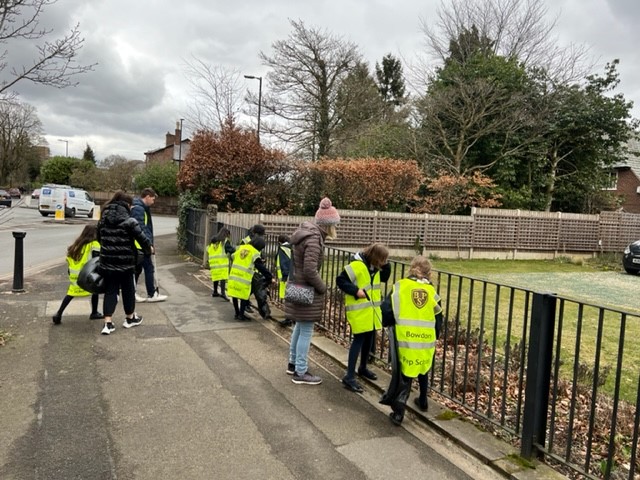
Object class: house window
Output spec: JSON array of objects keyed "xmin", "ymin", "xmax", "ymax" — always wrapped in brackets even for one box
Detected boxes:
[{"xmin": 603, "ymin": 170, "xmax": 618, "ymax": 190}]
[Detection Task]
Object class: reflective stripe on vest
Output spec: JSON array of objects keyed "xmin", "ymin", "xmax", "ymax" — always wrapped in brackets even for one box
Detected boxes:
[
  {"xmin": 67, "ymin": 240, "xmax": 100, "ymax": 297},
  {"xmin": 208, "ymin": 240, "xmax": 230, "ymax": 281},
  {"xmin": 276, "ymin": 245, "xmax": 292, "ymax": 300},
  {"xmin": 227, "ymin": 244, "xmax": 260, "ymax": 300},
  {"xmin": 134, "ymin": 211, "xmax": 148, "ymax": 249},
  {"xmin": 343, "ymin": 260, "xmax": 382, "ymax": 334},
  {"xmin": 391, "ymin": 278, "xmax": 441, "ymax": 377}
]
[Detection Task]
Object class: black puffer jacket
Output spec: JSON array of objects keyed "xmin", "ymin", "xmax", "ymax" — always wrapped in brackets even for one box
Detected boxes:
[{"xmin": 97, "ymin": 201, "xmax": 152, "ymax": 273}]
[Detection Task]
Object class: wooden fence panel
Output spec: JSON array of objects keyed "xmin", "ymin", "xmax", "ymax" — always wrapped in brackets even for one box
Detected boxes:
[
  {"xmin": 215, "ymin": 207, "xmax": 640, "ymax": 254},
  {"xmin": 424, "ymin": 215, "xmax": 473, "ymax": 248},
  {"xmin": 473, "ymin": 212, "xmax": 518, "ymax": 249},
  {"xmin": 558, "ymin": 213, "xmax": 600, "ymax": 251},
  {"xmin": 517, "ymin": 211, "xmax": 560, "ymax": 250},
  {"xmin": 374, "ymin": 211, "xmax": 425, "ymax": 247}
]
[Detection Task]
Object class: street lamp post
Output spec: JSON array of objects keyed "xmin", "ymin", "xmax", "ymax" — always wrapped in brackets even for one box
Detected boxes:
[
  {"xmin": 178, "ymin": 118, "xmax": 184, "ymax": 168},
  {"xmin": 244, "ymin": 75, "xmax": 262, "ymax": 143},
  {"xmin": 58, "ymin": 139, "xmax": 69, "ymax": 156}
]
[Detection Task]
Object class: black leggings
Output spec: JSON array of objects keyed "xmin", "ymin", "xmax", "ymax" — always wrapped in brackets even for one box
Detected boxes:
[
  {"xmin": 56, "ymin": 294, "xmax": 100, "ymax": 315},
  {"xmin": 103, "ymin": 270, "xmax": 136, "ymax": 317},
  {"xmin": 392, "ymin": 373, "xmax": 429, "ymax": 417},
  {"xmin": 346, "ymin": 330, "xmax": 375, "ymax": 378},
  {"xmin": 232, "ymin": 297, "xmax": 249, "ymax": 316}
]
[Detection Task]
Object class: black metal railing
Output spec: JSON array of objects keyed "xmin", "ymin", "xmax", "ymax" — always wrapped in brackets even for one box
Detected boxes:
[{"xmin": 190, "ymin": 211, "xmax": 640, "ymax": 479}]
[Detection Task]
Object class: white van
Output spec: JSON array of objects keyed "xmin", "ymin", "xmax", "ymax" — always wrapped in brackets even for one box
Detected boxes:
[{"xmin": 38, "ymin": 185, "xmax": 96, "ymax": 218}]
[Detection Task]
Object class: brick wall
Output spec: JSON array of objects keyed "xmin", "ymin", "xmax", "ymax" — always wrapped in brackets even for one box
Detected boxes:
[{"xmin": 616, "ymin": 169, "xmax": 640, "ymax": 213}]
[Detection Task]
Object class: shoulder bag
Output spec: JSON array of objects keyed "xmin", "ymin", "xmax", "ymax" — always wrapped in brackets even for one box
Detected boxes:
[{"xmin": 284, "ymin": 250, "xmax": 315, "ymax": 305}]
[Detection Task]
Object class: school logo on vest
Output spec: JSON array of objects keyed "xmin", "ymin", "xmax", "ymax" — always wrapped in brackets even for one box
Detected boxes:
[{"xmin": 411, "ymin": 289, "xmax": 428, "ymax": 308}]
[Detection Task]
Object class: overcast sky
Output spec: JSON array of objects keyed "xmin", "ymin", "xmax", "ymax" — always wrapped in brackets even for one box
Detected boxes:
[{"xmin": 9, "ymin": 0, "xmax": 640, "ymax": 161}]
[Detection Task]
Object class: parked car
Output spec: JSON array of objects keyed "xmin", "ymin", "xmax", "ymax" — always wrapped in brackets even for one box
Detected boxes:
[
  {"xmin": 31, "ymin": 188, "xmax": 40, "ymax": 199},
  {"xmin": 623, "ymin": 240, "xmax": 640, "ymax": 274},
  {"xmin": 8, "ymin": 187, "xmax": 20, "ymax": 198},
  {"xmin": 0, "ymin": 189, "xmax": 11, "ymax": 208}
]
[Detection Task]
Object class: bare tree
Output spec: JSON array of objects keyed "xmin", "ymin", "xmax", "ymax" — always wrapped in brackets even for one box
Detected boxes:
[
  {"xmin": 0, "ymin": 97, "xmax": 43, "ymax": 184},
  {"xmin": 418, "ymin": 76, "xmax": 535, "ymax": 175},
  {"xmin": 259, "ymin": 19, "xmax": 361, "ymax": 159},
  {"xmin": 0, "ymin": 0, "xmax": 95, "ymax": 95},
  {"xmin": 419, "ymin": 0, "xmax": 590, "ymax": 84},
  {"xmin": 183, "ymin": 57, "xmax": 244, "ymax": 131}
]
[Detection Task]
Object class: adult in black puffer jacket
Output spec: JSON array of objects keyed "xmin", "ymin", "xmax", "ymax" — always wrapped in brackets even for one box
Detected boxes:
[{"xmin": 97, "ymin": 191, "xmax": 152, "ymax": 336}]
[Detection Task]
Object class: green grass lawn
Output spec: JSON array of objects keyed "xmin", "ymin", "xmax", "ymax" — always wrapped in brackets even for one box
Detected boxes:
[
  {"xmin": 421, "ymin": 257, "xmax": 639, "ymax": 403},
  {"xmin": 431, "ymin": 256, "xmax": 618, "ymax": 276}
]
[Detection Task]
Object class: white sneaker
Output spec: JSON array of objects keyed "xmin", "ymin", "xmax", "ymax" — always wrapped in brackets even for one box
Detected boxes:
[
  {"xmin": 147, "ymin": 292, "xmax": 168, "ymax": 303},
  {"xmin": 123, "ymin": 315, "xmax": 143, "ymax": 329},
  {"xmin": 135, "ymin": 294, "xmax": 147, "ymax": 303},
  {"xmin": 101, "ymin": 322, "xmax": 116, "ymax": 335}
]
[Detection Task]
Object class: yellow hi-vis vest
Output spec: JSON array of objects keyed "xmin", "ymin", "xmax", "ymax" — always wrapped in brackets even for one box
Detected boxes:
[
  {"xmin": 207, "ymin": 240, "xmax": 230, "ymax": 281},
  {"xmin": 391, "ymin": 278, "xmax": 442, "ymax": 377},
  {"xmin": 276, "ymin": 244, "xmax": 291, "ymax": 299},
  {"xmin": 134, "ymin": 211, "xmax": 148, "ymax": 250},
  {"xmin": 344, "ymin": 260, "xmax": 382, "ymax": 334},
  {"xmin": 227, "ymin": 244, "xmax": 261, "ymax": 300},
  {"xmin": 66, "ymin": 240, "xmax": 100, "ymax": 297}
]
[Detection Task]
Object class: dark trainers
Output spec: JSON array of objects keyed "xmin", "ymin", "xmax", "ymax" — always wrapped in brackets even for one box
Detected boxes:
[
  {"xmin": 279, "ymin": 318, "xmax": 293, "ymax": 327},
  {"xmin": 389, "ymin": 411, "xmax": 404, "ymax": 426},
  {"xmin": 211, "ymin": 291, "xmax": 219, "ymax": 297},
  {"xmin": 52, "ymin": 313, "xmax": 62, "ymax": 325},
  {"xmin": 413, "ymin": 397, "xmax": 429, "ymax": 412},
  {"xmin": 358, "ymin": 368, "xmax": 378, "ymax": 381},
  {"xmin": 342, "ymin": 376, "xmax": 364, "ymax": 393},
  {"xmin": 123, "ymin": 315, "xmax": 143, "ymax": 329},
  {"xmin": 286, "ymin": 363, "xmax": 295, "ymax": 375},
  {"xmin": 89, "ymin": 312, "xmax": 105, "ymax": 320},
  {"xmin": 101, "ymin": 322, "xmax": 116, "ymax": 335},
  {"xmin": 292, "ymin": 371, "xmax": 322, "ymax": 385},
  {"xmin": 234, "ymin": 314, "xmax": 250, "ymax": 321}
]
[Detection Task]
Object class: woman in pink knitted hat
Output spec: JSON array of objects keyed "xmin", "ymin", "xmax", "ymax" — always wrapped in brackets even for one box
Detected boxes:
[{"xmin": 285, "ymin": 197, "xmax": 340, "ymax": 385}]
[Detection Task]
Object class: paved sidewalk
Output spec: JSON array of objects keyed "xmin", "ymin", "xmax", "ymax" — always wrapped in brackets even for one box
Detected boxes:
[{"xmin": 0, "ymin": 234, "xmax": 566, "ymax": 480}]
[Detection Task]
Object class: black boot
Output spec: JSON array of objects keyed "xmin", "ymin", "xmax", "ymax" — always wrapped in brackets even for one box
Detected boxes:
[
  {"xmin": 52, "ymin": 312, "xmax": 62, "ymax": 325},
  {"xmin": 219, "ymin": 282, "xmax": 229, "ymax": 301}
]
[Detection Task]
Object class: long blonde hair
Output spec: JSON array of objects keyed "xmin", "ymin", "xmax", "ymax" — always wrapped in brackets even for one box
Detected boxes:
[
  {"xmin": 319, "ymin": 224, "xmax": 337, "ymax": 240},
  {"xmin": 408, "ymin": 256, "xmax": 433, "ymax": 282}
]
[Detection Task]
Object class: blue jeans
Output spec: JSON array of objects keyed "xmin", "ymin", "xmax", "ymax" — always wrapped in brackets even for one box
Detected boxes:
[
  {"xmin": 135, "ymin": 253, "xmax": 155, "ymax": 297},
  {"xmin": 289, "ymin": 321, "xmax": 314, "ymax": 375}
]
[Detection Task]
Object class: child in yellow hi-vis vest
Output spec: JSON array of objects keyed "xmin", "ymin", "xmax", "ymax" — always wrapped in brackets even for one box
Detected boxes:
[
  {"xmin": 380, "ymin": 255, "xmax": 443, "ymax": 426},
  {"xmin": 227, "ymin": 236, "xmax": 273, "ymax": 321},
  {"xmin": 207, "ymin": 227, "xmax": 235, "ymax": 301},
  {"xmin": 52, "ymin": 224, "xmax": 103, "ymax": 325}
]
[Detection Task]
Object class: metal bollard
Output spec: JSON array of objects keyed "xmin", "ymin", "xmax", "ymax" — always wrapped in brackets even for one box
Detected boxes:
[{"xmin": 12, "ymin": 230, "xmax": 26, "ymax": 293}]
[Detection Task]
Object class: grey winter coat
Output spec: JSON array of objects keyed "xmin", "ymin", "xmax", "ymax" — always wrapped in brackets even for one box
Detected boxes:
[{"xmin": 284, "ymin": 221, "xmax": 327, "ymax": 322}]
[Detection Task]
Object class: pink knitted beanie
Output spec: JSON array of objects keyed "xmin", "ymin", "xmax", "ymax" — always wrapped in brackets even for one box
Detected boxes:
[{"xmin": 314, "ymin": 197, "xmax": 340, "ymax": 225}]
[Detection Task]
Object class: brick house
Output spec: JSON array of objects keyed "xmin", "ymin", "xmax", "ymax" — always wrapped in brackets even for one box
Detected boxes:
[
  {"xmin": 144, "ymin": 121, "xmax": 190, "ymax": 166},
  {"xmin": 611, "ymin": 140, "xmax": 640, "ymax": 213}
]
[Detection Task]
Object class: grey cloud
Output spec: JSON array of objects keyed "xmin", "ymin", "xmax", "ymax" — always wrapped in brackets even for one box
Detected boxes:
[{"xmin": 4, "ymin": 0, "xmax": 640, "ymax": 160}]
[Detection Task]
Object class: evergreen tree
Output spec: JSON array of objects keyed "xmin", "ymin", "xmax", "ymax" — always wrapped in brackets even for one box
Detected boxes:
[
  {"xmin": 82, "ymin": 144, "xmax": 96, "ymax": 164},
  {"xmin": 375, "ymin": 54, "xmax": 406, "ymax": 106}
]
